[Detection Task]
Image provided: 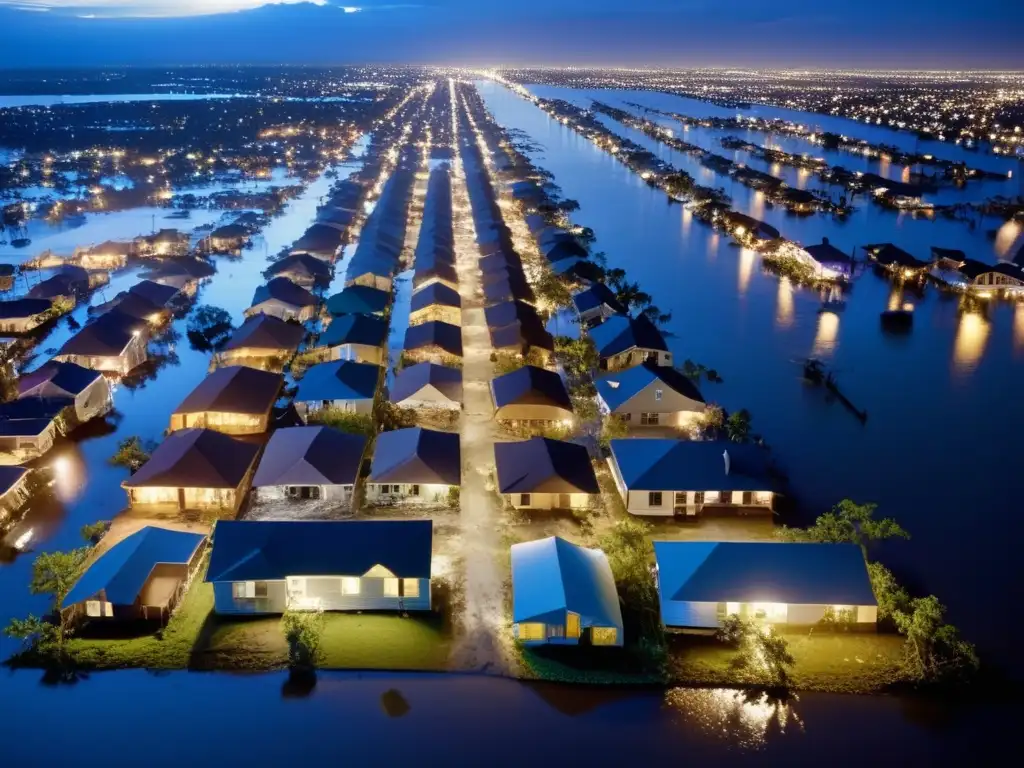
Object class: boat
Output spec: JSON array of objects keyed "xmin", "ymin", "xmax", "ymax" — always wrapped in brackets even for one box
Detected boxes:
[{"xmin": 10, "ymin": 238, "xmax": 31, "ymax": 248}]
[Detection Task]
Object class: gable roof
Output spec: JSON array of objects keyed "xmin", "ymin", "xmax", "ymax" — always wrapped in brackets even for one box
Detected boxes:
[
  {"xmin": 58, "ymin": 311, "xmax": 145, "ymax": 357},
  {"xmin": 489, "ymin": 321, "xmax": 554, "ymax": 354},
  {"xmin": 64, "ymin": 526, "xmax": 205, "ymax": 607},
  {"xmin": 250, "ymin": 277, "xmax": 317, "ymax": 310},
  {"xmin": 370, "ymin": 427, "xmax": 461, "ymax": 485},
  {"xmin": 295, "ymin": 360, "xmax": 380, "ymax": 403},
  {"xmin": 128, "ymin": 280, "xmax": 180, "ymax": 307},
  {"xmin": 93, "ymin": 291, "xmax": 164, "ymax": 323},
  {"xmin": 573, "ymin": 283, "xmax": 627, "ymax": 316},
  {"xmin": 804, "ymin": 238, "xmax": 853, "ymax": 266},
  {"xmin": 495, "ymin": 438, "xmax": 598, "ymax": 494},
  {"xmin": 0, "ymin": 465, "xmax": 29, "ymax": 497},
  {"xmin": 123, "ymin": 428, "xmax": 260, "ymax": 489},
  {"xmin": 511, "ymin": 537, "xmax": 623, "ymax": 631},
  {"xmin": 589, "ymin": 314, "xmax": 668, "ymax": 357},
  {"xmin": 18, "ymin": 361, "xmax": 102, "ymax": 399},
  {"xmin": 491, "ymin": 365, "xmax": 571, "ymax": 411},
  {"xmin": 653, "ymin": 541, "xmax": 876, "ymax": 606},
  {"xmin": 326, "ymin": 285, "xmax": 390, "ymax": 316},
  {"xmin": 173, "ymin": 366, "xmax": 282, "ymax": 417},
  {"xmin": 410, "ymin": 281, "xmax": 461, "ymax": 312},
  {"xmin": 0, "ymin": 298, "xmax": 54, "ymax": 320},
  {"xmin": 596, "ymin": 362, "xmax": 704, "ymax": 411},
  {"xmin": 223, "ymin": 313, "xmax": 304, "ymax": 354},
  {"xmin": 320, "ymin": 313, "xmax": 388, "ymax": 349},
  {"xmin": 866, "ymin": 243, "xmax": 930, "ymax": 269},
  {"xmin": 265, "ymin": 252, "xmax": 332, "ymax": 281},
  {"xmin": 253, "ymin": 426, "xmax": 366, "ymax": 488},
  {"xmin": 390, "ymin": 362, "xmax": 462, "ymax": 405},
  {"xmin": 403, "ymin": 321, "xmax": 463, "ymax": 357},
  {"xmin": 609, "ymin": 439, "xmax": 775, "ymax": 492},
  {"xmin": 206, "ymin": 520, "xmax": 433, "ymax": 582}
]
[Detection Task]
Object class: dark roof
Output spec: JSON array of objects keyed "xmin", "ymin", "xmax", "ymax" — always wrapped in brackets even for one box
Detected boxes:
[
  {"xmin": 64, "ymin": 526, "xmax": 206, "ymax": 607},
  {"xmin": 491, "ymin": 365, "xmax": 571, "ymax": 410},
  {"xmin": 370, "ymin": 427, "xmax": 461, "ymax": 485},
  {"xmin": 390, "ymin": 362, "xmax": 463, "ymax": 405},
  {"xmin": 573, "ymin": 283, "xmax": 627, "ymax": 316},
  {"xmin": 0, "ymin": 396, "xmax": 69, "ymax": 436},
  {"xmin": 94, "ymin": 291, "xmax": 164, "ymax": 322},
  {"xmin": 173, "ymin": 366, "xmax": 282, "ymax": 417},
  {"xmin": 28, "ymin": 273, "xmax": 80, "ymax": 299},
  {"xmin": 320, "ymin": 313, "xmax": 388, "ymax": 349},
  {"xmin": 866, "ymin": 243, "xmax": 930, "ymax": 269},
  {"xmin": 930, "ymin": 246, "xmax": 967, "ymax": 262},
  {"xmin": 250, "ymin": 277, "xmax": 317, "ymax": 310},
  {"xmin": 495, "ymin": 438, "xmax": 599, "ymax": 494},
  {"xmin": 490, "ymin": 322, "xmax": 554, "ymax": 353},
  {"xmin": 596, "ymin": 362, "xmax": 704, "ymax": 411},
  {"xmin": 58, "ymin": 311, "xmax": 145, "ymax": 357},
  {"xmin": 543, "ymin": 240, "xmax": 589, "ymax": 263},
  {"xmin": 141, "ymin": 257, "xmax": 216, "ymax": 280},
  {"xmin": 483, "ymin": 275, "xmax": 535, "ymax": 305},
  {"xmin": 253, "ymin": 426, "xmax": 366, "ymax": 488},
  {"xmin": 410, "ymin": 282, "xmax": 461, "ymax": 312},
  {"xmin": 654, "ymin": 542, "xmax": 876, "ymax": 606},
  {"xmin": 804, "ymin": 238, "xmax": 853, "ymax": 266},
  {"xmin": 0, "ymin": 465, "xmax": 29, "ymax": 497},
  {"xmin": 292, "ymin": 223, "xmax": 343, "ymax": 254},
  {"xmin": 403, "ymin": 321, "xmax": 463, "ymax": 357},
  {"xmin": 18, "ymin": 361, "xmax": 102, "ymax": 399},
  {"xmin": 609, "ymin": 439, "xmax": 775, "ymax": 492},
  {"xmin": 210, "ymin": 223, "xmax": 249, "ymax": 239},
  {"xmin": 128, "ymin": 280, "xmax": 180, "ymax": 307},
  {"xmin": 123, "ymin": 428, "xmax": 260, "ymax": 489},
  {"xmin": 294, "ymin": 360, "xmax": 380, "ymax": 402},
  {"xmin": 0, "ymin": 298, "xmax": 54, "ymax": 320},
  {"xmin": 484, "ymin": 299, "xmax": 541, "ymax": 330},
  {"xmin": 265, "ymin": 253, "xmax": 332, "ymax": 282},
  {"xmin": 223, "ymin": 313, "xmax": 304, "ymax": 354},
  {"xmin": 326, "ymin": 285, "xmax": 390, "ymax": 316},
  {"xmin": 723, "ymin": 212, "xmax": 780, "ymax": 239},
  {"xmin": 413, "ymin": 261, "xmax": 458, "ymax": 288},
  {"xmin": 206, "ymin": 520, "xmax": 433, "ymax": 582},
  {"xmin": 589, "ymin": 314, "xmax": 668, "ymax": 357}
]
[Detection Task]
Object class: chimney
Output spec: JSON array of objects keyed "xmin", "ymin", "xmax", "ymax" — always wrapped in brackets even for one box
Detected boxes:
[
  {"xmin": 723, "ymin": 449, "xmax": 731, "ymax": 476},
  {"xmin": 822, "ymin": 236, "xmax": 830, "ymax": 245}
]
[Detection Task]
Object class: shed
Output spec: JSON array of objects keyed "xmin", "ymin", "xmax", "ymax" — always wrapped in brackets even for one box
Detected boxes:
[
  {"xmin": 170, "ymin": 366, "xmax": 282, "ymax": 434},
  {"xmin": 589, "ymin": 314, "xmax": 671, "ymax": 371},
  {"xmin": 573, "ymin": 283, "xmax": 627, "ymax": 325}
]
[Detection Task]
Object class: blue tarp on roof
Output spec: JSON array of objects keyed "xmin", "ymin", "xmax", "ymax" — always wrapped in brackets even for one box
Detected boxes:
[
  {"xmin": 609, "ymin": 439, "xmax": 774, "ymax": 492},
  {"xmin": 65, "ymin": 526, "xmax": 205, "ymax": 607},
  {"xmin": 511, "ymin": 537, "xmax": 623, "ymax": 638},
  {"xmin": 653, "ymin": 541, "xmax": 876, "ymax": 606}
]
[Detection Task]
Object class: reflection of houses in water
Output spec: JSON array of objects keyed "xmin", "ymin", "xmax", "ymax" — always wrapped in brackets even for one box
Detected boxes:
[
  {"xmin": 665, "ymin": 687, "xmax": 802, "ymax": 746},
  {"xmin": 811, "ymin": 310, "xmax": 839, "ymax": 358},
  {"xmin": 953, "ymin": 311, "xmax": 991, "ymax": 372},
  {"xmin": 775, "ymin": 277, "xmax": 794, "ymax": 328}
]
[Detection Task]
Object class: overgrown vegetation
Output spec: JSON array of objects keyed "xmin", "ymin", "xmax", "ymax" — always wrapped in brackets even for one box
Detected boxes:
[
  {"xmin": 775, "ymin": 499, "xmax": 909, "ymax": 552},
  {"xmin": 307, "ymin": 407, "xmax": 376, "ymax": 437},
  {"xmin": 186, "ymin": 305, "xmax": 234, "ymax": 352},
  {"xmin": 598, "ymin": 414, "xmax": 630, "ymax": 451},
  {"xmin": 716, "ymin": 614, "xmax": 796, "ymax": 686},
  {"xmin": 107, "ymin": 435, "xmax": 155, "ymax": 472},
  {"xmin": 281, "ymin": 609, "xmax": 325, "ymax": 673},
  {"xmin": 289, "ymin": 348, "xmax": 328, "ymax": 379}
]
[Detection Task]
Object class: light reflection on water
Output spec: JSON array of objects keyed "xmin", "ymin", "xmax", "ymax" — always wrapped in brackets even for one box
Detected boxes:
[
  {"xmin": 1015, "ymin": 303, "xmax": 1024, "ymax": 354},
  {"xmin": 811, "ymin": 310, "xmax": 840, "ymax": 358},
  {"xmin": 737, "ymin": 247, "xmax": 755, "ymax": 296},
  {"xmin": 993, "ymin": 219, "xmax": 1022, "ymax": 259},
  {"xmin": 953, "ymin": 311, "xmax": 990, "ymax": 374},
  {"xmin": 775, "ymin": 277, "xmax": 794, "ymax": 328},
  {"xmin": 665, "ymin": 687, "xmax": 803, "ymax": 750}
]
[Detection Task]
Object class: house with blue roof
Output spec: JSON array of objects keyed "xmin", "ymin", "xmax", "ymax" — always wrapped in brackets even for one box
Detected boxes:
[
  {"xmin": 572, "ymin": 283, "xmax": 627, "ymax": 326},
  {"xmin": 367, "ymin": 427, "xmax": 460, "ymax": 505},
  {"xmin": 206, "ymin": 520, "xmax": 433, "ymax": 615},
  {"xmin": 588, "ymin": 314, "xmax": 671, "ymax": 371},
  {"xmin": 64, "ymin": 526, "xmax": 206, "ymax": 623},
  {"xmin": 653, "ymin": 541, "xmax": 878, "ymax": 631},
  {"xmin": 294, "ymin": 360, "xmax": 381, "ymax": 420},
  {"xmin": 18, "ymin": 360, "xmax": 112, "ymax": 423},
  {"xmin": 596, "ymin": 362, "xmax": 706, "ymax": 429},
  {"xmin": 607, "ymin": 439, "xmax": 777, "ymax": 517},
  {"xmin": 317, "ymin": 313, "xmax": 388, "ymax": 365},
  {"xmin": 511, "ymin": 537, "xmax": 623, "ymax": 646},
  {"xmin": 326, "ymin": 285, "xmax": 390, "ymax": 318}
]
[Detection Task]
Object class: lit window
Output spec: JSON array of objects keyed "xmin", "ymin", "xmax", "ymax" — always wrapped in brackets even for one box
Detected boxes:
[
  {"xmin": 402, "ymin": 579, "xmax": 420, "ymax": 598},
  {"xmin": 649, "ymin": 491, "xmax": 663, "ymax": 507},
  {"xmin": 342, "ymin": 577, "xmax": 361, "ymax": 595},
  {"xmin": 517, "ymin": 622, "xmax": 545, "ymax": 641},
  {"xmin": 725, "ymin": 602, "xmax": 741, "ymax": 617},
  {"xmin": 233, "ymin": 581, "xmax": 256, "ymax": 599},
  {"xmin": 383, "ymin": 578, "xmax": 399, "ymax": 597},
  {"xmin": 86, "ymin": 600, "xmax": 102, "ymax": 617}
]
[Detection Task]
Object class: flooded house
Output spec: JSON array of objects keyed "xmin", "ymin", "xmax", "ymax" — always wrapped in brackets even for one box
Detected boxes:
[
  {"xmin": 0, "ymin": 465, "xmax": 33, "ymax": 522},
  {"xmin": 75, "ymin": 240, "xmax": 132, "ymax": 270},
  {"xmin": 495, "ymin": 437, "xmax": 599, "ymax": 511},
  {"xmin": 390, "ymin": 362, "xmax": 462, "ymax": 411},
  {"xmin": 169, "ymin": 366, "xmax": 283, "ymax": 435},
  {"xmin": 589, "ymin": 313, "xmax": 672, "ymax": 371},
  {"xmin": 409, "ymin": 281, "xmax": 461, "ymax": 326},
  {"xmin": 205, "ymin": 519, "xmax": 433, "ymax": 615},
  {"xmin": 511, "ymin": 536, "xmax": 623, "ymax": 647},
  {"xmin": 366, "ymin": 427, "xmax": 460, "ymax": 505},
  {"xmin": 54, "ymin": 310, "xmax": 149, "ymax": 375},
  {"xmin": 412, "ymin": 261, "xmax": 459, "ymax": 292},
  {"xmin": 17, "ymin": 360, "xmax": 112, "ymax": 423},
  {"xmin": 91, "ymin": 290, "xmax": 169, "ymax": 326},
  {"xmin": 245, "ymin": 277, "xmax": 318, "ymax": 323},
  {"xmin": 865, "ymin": 243, "xmax": 932, "ymax": 276},
  {"xmin": 0, "ymin": 397, "xmax": 66, "ymax": 464},
  {"xmin": 292, "ymin": 223, "xmax": 344, "ymax": 262},
  {"xmin": 0, "ymin": 298, "xmax": 58, "ymax": 334},
  {"xmin": 62, "ymin": 526, "xmax": 207, "ymax": 623},
  {"xmin": 653, "ymin": 541, "xmax": 878, "ymax": 632},
  {"xmin": 802, "ymin": 237, "xmax": 855, "ymax": 281},
  {"xmin": 316, "ymin": 313, "xmax": 387, "ymax": 364},
  {"xmin": 402, "ymin": 320, "xmax": 463, "ymax": 365},
  {"xmin": 346, "ymin": 260, "xmax": 395, "ymax": 292},
  {"xmin": 218, "ymin": 313, "xmax": 303, "ymax": 369},
  {"xmin": 485, "ymin": 299, "xmax": 553, "ymax": 361},
  {"xmin": 720, "ymin": 211, "xmax": 780, "ymax": 242},
  {"xmin": 607, "ymin": 439, "xmax": 776, "ymax": 517},
  {"xmin": 264, "ymin": 252, "xmax": 332, "ymax": 288},
  {"xmin": 122, "ymin": 428, "xmax": 261, "ymax": 513},
  {"xmin": 140, "ymin": 257, "xmax": 216, "ymax": 297},
  {"xmin": 572, "ymin": 283, "xmax": 627, "ymax": 326},
  {"xmin": 135, "ymin": 228, "xmax": 190, "ymax": 258},
  {"xmin": 491, "ymin": 365, "xmax": 573, "ymax": 429},
  {"xmin": 128, "ymin": 279, "xmax": 181, "ymax": 309},
  {"xmin": 326, "ymin": 285, "xmax": 390, "ymax": 318},
  {"xmin": 251, "ymin": 426, "xmax": 367, "ymax": 504},
  {"xmin": 207, "ymin": 223, "xmax": 251, "ymax": 253},
  {"xmin": 27, "ymin": 265, "xmax": 97, "ymax": 304},
  {"xmin": 595, "ymin": 362, "xmax": 706, "ymax": 429},
  {"xmin": 293, "ymin": 360, "xmax": 380, "ymax": 420}
]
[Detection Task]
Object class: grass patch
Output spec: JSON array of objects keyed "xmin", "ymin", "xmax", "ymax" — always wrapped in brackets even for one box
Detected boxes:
[
  {"xmin": 668, "ymin": 631, "xmax": 909, "ymax": 693},
  {"xmin": 320, "ymin": 613, "xmax": 451, "ymax": 670},
  {"xmin": 515, "ymin": 644, "xmax": 662, "ymax": 685}
]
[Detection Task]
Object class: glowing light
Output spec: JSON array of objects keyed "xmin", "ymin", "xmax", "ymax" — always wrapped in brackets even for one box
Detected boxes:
[
  {"xmin": 953, "ymin": 312, "xmax": 990, "ymax": 374},
  {"xmin": 737, "ymin": 247, "xmax": 754, "ymax": 296},
  {"xmin": 812, "ymin": 310, "xmax": 839, "ymax": 357},
  {"xmin": 775, "ymin": 278, "xmax": 794, "ymax": 328}
]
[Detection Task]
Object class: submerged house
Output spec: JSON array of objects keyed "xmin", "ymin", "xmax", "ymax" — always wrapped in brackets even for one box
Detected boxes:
[
  {"xmin": 402, "ymin": 320, "xmax": 463, "ymax": 364},
  {"xmin": 409, "ymin": 282, "xmax": 462, "ymax": 326},
  {"xmin": 608, "ymin": 439, "xmax": 777, "ymax": 517},
  {"xmin": 208, "ymin": 223, "xmax": 251, "ymax": 253},
  {"xmin": 511, "ymin": 536, "xmax": 623, "ymax": 647},
  {"xmin": 136, "ymin": 229, "xmax": 190, "ymax": 258},
  {"xmin": 0, "ymin": 397, "xmax": 66, "ymax": 464},
  {"xmin": 367, "ymin": 427, "xmax": 460, "ymax": 505},
  {"xmin": 76, "ymin": 240, "xmax": 132, "ymax": 270},
  {"xmin": 865, "ymin": 243, "xmax": 931, "ymax": 275},
  {"xmin": 653, "ymin": 541, "xmax": 878, "ymax": 632},
  {"xmin": 0, "ymin": 298, "xmax": 57, "ymax": 334},
  {"xmin": 802, "ymin": 237, "xmax": 854, "ymax": 280},
  {"xmin": 317, "ymin": 313, "xmax": 387, "ymax": 364},
  {"xmin": 91, "ymin": 290, "xmax": 168, "ymax": 326},
  {"xmin": 63, "ymin": 527, "xmax": 206, "ymax": 623},
  {"xmin": 245, "ymin": 278, "xmax": 318, "ymax": 323},
  {"xmin": 494, "ymin": 437, "xmax": 599, "ymax": 511},
  {"xmin": 293, "ymin": 360, "xmax": 380, "ymax": 419},
  {"xmin": 491, "ymin": 365, "xmax": 573, "ymax": 428},
  {"xmin": 572, "ymin": 283, "xmax": 627, "ymax": 326},
  {"xmin": 122, "ymin": 428, "xmax": 261, "ymax": 512},
  {"xmin": 264, "ymin": 252, "xmax": 332, "ymax": 288},
  {"xmin": 252, "ymin": 426, "xmax": 367, "ymax": 504},
  {"xmin": 169, "ymin": 366, "xmax": 282, "ymax": 435},
  {"xmin": 219, "ymin": 313, "xmax": 304, "ymax": 369},
  {"xmin": 0, "ymin": 465, "xmax": 33, "ymax": 521},
  {"xmin": 390, "ymin": 362, "xmax": 462, "ymax": 411},
  {"xmin": 589, "ymin": 314, "xmax": 672, "ymax": 371},
  {"xmin": 17, "ymin": 361, "xmax": 112, "ymax": 423},
  {"xmin": 595, "ymin": 363, "xmax": 706, "ymax": 429},
  {"xmin": 54, "ymin": 310, "xmax": 149, "ymax": 375},
  {"xmin": 326, "ymin": 285, "xmax": 390, "ymax": 318},
  {"xmin": 206, "ymin": 520, "xmax": 433, "ymax": 614}
]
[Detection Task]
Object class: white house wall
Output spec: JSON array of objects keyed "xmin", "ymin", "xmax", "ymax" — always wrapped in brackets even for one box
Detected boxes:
[
  {"xmin": 505, "ymin": 491, "xmax": 593, "ymax": 511},
  {"xmin": 213, "ymin": 576, "xmax": 431, "ymax": 614},
  {"xmin": 326, "ymin": 343, "xmax": 384, "ymax": 365}
]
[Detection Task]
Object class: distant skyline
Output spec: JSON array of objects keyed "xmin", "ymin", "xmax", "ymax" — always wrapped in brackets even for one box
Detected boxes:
[{"xmin": 1, "ymin": 1, "xmax": 1022, "ymax": 70}]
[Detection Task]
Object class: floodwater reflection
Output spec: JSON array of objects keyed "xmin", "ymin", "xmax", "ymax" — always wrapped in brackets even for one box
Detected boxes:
[
  {"xmin": 953, "ymin": 311, "xmax": 990, "ymax": 374},
  {"xmin": 775, "ymin": 277, "xmax": 794, "ymax": 328},
  {"xmin": 1015, "ymin": 303, "xmax": 1024, "ymax": 354},
  {"xmin": 737, "ymin": 248, "xmax": 755, "ymax": 296},
  {"xmin": 993, "ymin": 219, "xmax": 1022, "ymax": 259},
  {"xmin": 665, "ymin": 687, "xmax": 803, "ymax": 749},
  {"xmin": 812, "ymin": 310, "xmax": 840, "ymax": 358}
]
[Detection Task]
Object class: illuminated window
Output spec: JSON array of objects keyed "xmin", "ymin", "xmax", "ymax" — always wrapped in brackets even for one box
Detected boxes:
[
  {"xmin": 591, "ymin": 627, "xmax": 618, "ymax": 646},
  {"xmin": 383, "ymin": 578, "xmax": 399, "ymax": 597},
  {"xmin": 86, "ymin": 600, "xmax": 102, "ymax": 617},
  {"xmin": 725, "ymin": 602, "xmax": 741, "ymax": 617},
  {"xmin": 402, "ymin": 579, "xmax": 420, "ymax": 598},
  {"xmin": 517, "ymin": 622, "xmax": 545, "ymax": 641},
  {"xmin": 341, "ymin": 577, "xmax": 361, "ymax": 595},
  {"xmin": 233, "ymin": 581, "xmax": 256, "ymax": 599},
  {"xmin": 641, "ymin": 412, "xmax": 660, "ymax": 425}
]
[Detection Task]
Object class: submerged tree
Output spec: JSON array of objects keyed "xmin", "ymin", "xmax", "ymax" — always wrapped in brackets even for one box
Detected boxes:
[
  {"xmin": 716, "ymin": 614, "xmax": 795, "ymax": 687},
  {"xmin": 724, "ymin": 408, "xmax": 753, "ymax": 443},
  {"xmin": 894, "ymin": 596, "xmax": 979, "ymax": 685},
  {"xmin": 186, "ymin": 305, "xmax": 234, "ymax": 351},
  {"xmin": 776, "ymin": 500, "xmax": 909, "ymax": 554},
  {"xmin": 108, "ymin": 436, "xmax": 154, "ymax": 472}
]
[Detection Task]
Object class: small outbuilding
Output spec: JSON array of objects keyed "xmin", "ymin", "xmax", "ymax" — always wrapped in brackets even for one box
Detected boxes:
[
  {"xmin": 252, "ymin": 426, "xmax": 367, "ymax": 504},
  {"xmin": 169, "ymin": 366, "xmax": 282, "ymax": 434},
  {"xmin": 495, "ymin": 437, "xmax": 599, "ymax": 511},
  {"xmin": 589, "ymin": 314, "xmax": 671, "ymax": 371},
  {"xmin": 367, "ymin": 427, "xmax": 460, "ymax": 505},
  {"xmin": 572, "ymin": 283, "xmax": 627, "ymax": 326}
]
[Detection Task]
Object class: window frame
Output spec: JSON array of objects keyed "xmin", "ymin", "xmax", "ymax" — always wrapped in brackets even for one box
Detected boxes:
[{"xmin": 648, "ymin": 491, "xmax": 663, "ymax": 507}]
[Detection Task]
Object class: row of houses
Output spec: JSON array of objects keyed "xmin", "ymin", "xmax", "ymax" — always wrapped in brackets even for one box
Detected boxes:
[{"xmin": 864, "ymin": 242, "xmax": 1024, "ymax": 294}]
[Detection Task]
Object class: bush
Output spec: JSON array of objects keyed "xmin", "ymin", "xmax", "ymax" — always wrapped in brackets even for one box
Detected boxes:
[
  {"xmin": 715, "ymin": 614, "xmax": 795, "ymax": 686},
  {"xmin": 281, "ymin": 610, "xmax": 324, "ymax": 673},
  {"xmin": 308, "ymin": 407, "xmax": 376, "ymax": 436},
  {"xmin": 108, "ymin": 436, "xmax": 154, "ymax": 472},
  {"xmin": 598, "ymin": 414, "xmax": 630, "ymax": 451}
]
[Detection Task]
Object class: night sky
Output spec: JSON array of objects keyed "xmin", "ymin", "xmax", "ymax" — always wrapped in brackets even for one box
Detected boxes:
[{"xmin": 0, "ymin": 1, "xmax": 1022, "ymax": 69}]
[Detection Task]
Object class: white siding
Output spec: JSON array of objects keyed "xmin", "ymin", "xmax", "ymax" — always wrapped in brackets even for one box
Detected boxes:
[
  {"xmin": 212, "ymin": 576, "xmax": 431, "ymax": 614},
  {"xmin": 505, "ymin": 492, "xmax": 593, "ymax": 511},
  {"xmin": 365, "ymin": 483, "xmax": 453, "ymax": 505},
  {"xmin": 326, "ymin": 343, "xmax": 384, "ymax": 365}
]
